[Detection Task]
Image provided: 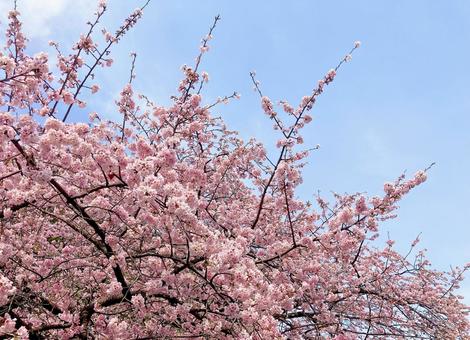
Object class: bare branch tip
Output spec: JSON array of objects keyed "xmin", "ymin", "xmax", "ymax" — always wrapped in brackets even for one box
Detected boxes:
[{"xmin": 424, "ymin": 162, "xmax": 436, "ymax": 172}]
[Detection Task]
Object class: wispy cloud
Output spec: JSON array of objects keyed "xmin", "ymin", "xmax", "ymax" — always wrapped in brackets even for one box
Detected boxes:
[{"xmin": 0, "ymin": 0, "xmax": 96, "ymax": 40}]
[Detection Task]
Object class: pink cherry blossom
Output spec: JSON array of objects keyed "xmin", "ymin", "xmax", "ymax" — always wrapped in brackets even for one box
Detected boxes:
[
  {"xmin": 91, "ymin": 84, "xmax": 100, "ymax": 93},
  {"xmin": 0, "ymin": 4, "xmax": 468, "ymax": 340}
]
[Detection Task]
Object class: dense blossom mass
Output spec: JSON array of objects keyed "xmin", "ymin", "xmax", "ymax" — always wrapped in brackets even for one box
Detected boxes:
[{"xmin": 0, "ymin": 2, "xmax": 469, "ymax": 339}]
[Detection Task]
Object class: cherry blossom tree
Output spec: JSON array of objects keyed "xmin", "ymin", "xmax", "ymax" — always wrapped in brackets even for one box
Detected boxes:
[{"xmin": 0, "ymin": 1, "xmax": 469, "ymax": 339}]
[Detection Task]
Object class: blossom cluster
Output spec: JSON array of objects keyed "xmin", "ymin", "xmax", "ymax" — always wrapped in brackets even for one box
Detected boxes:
[{"xmin": 0, "ymin": 3, "xmax": 468, "ymax": 340}]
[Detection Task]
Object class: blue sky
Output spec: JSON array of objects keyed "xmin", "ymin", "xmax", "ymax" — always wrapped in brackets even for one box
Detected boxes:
[{"xmin": 3, "ymin": 1, "xmax": 469, "ymax": 302}]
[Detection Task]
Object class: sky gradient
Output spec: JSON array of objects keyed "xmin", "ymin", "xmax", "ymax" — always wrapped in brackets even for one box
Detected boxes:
[{"xmin": 2, "ymin": 0, "xmax": 469, "ymax": 302}]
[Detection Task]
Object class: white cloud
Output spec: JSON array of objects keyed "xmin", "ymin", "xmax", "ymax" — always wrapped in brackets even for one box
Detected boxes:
[{"xmin": 0, "ymin": 0, "xmax": 96, "ymax": 40}]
